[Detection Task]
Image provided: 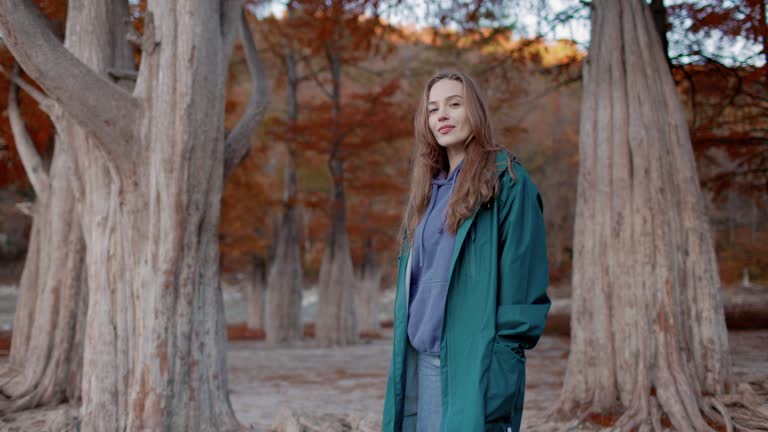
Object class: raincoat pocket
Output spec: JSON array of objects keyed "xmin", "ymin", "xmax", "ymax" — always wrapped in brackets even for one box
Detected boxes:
[{"xmin": 484, "ymin": 340, "xmax": 525, "ymax": 425}]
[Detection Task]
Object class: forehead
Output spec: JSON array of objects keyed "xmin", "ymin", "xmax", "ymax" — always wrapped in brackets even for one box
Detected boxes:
[{"xmin": 428, "ymin": 79, "xmax": 464, "ymax": 103}]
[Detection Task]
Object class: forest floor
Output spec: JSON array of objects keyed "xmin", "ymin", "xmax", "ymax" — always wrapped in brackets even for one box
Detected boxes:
[
  {"xmin": 0, "ymin": 330, "xmax": 766, "ymax": 431},
  {"xmin": 227, "ymin": 330, "xmax": 768, "ymax": 431},
  {"xmin": 0, "ymin": 282, "xmax": 766, "ymax": 431}
]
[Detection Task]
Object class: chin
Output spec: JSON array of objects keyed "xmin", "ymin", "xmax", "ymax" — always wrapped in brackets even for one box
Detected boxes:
[{"xmin": 437, "ymin": 139, "xmax": 465, "ymax": 149}]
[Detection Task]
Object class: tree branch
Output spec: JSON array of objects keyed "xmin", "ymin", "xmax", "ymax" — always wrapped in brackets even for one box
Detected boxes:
[
  {"xmin": 0, "ymin": 65, "xmax": 46, "ymax": 106},
  {"xmin": 0, "ymin": 0, "xmax": 140, "ymax": 158},
  {"xmin": 221, "ymin": 0, "xmax": 244, "ymax": 50},
  {"xmin": 6, "ymin": 64, "xmax": 50, "ymax": 197},
  {"xmin": 300, "ymin": 54, "xmax": 334, "ymax": 100},
  {"xmin": 15, "ymin": 201, "xmax": 34, "ymax": 217},
  {"xmin": 223, "ymin": 7, "xmax": 270, "ymax": 178}
]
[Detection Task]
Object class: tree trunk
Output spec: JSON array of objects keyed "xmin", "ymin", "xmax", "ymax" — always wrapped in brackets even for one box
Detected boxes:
[
  {"xmin": 314, "ymin": 47, "xmax": 356, "ymax": 347},
  {"xmin": 264, "ymin": 159, "xmax": 304, "ymax": 343},
  {"xmin": 246, "ymin": 256, "xmax": 267, "ymax": 331},
  {"xmin": 0, "ymin": 144, "xmax": 86, "ymax": 412},
  {"xmin": 356, "ymin": 237, "xmax": 381, "ymax": 333},
  {"xmin": 0, "ymin": 25, "xmax": 89, "ymax": 417},
  {"xmin": 555, "ymin": 1, "xmax": 734, "ymax": 430},
  {"xmin": 264, "ymin": 34, "xmax": 304, "ymax": 344},
  {"xmin": 315, "ymin": 156, "xmax": 357, "ymax": 346},
  {"xmin": 0, "ymin": 0, "xmax": 268, "ymax": 429},
  {"xmin": 77, "ymin": 3, "xmax": 240, "ymax": 430}
]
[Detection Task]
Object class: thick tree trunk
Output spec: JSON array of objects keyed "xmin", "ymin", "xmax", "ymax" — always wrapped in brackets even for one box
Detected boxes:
[
  {"xmin": 264, "ymin": 162, "xmax": 304, "ymax": 343},
  {"xmin": 315, "ymin": 47, "xmax": 356, "ymax": 346},
  {"xmin": 0, "ymin": 32, "xmax": 88, "ymax": 417},
  {"xmin": 264, "ymin": 39, "xmax": 304, "ymax": 343},
  {"xmin": 315, "ymin": 157, "xmax": 357, "ymax": 346},
  {"xmin": 0, "ymin": 0, "xmax": 267, "ymax": 430},
  {"xmin": 77, "ymin": 3, "xmax": 242, "ymax": 430},
  {"xmin": 0, "ymin": 144, "xmax": 86, "ymax": 412},
  {"xmin": 555, "ymin": 1, "xmax": 734, "ymax": 430}
]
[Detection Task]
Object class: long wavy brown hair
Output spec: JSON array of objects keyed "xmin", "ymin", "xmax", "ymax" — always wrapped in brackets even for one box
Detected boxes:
[{"xmin": 401, "ymin": 70, "xmax": 503, "ymax": 242}]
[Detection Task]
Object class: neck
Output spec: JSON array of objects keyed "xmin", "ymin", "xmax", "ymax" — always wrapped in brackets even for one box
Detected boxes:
[{"xmin": 446, "ymin": 146, "xmax": 465, "ymax": 175}]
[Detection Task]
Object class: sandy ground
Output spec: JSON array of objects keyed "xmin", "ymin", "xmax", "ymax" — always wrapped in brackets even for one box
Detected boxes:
[
  {"xmin": 225, "ymin": 330, "xmax": 768, "ymax": 431},
  {"xmin": 225, "ymin": 330, "xmax": 568, "ymax": 430},
  {"xmin": 0, "ymin": 282, "xmax": 766, "ymax": 431},
  {"xmin": 0, "ymin": 329, "xmax": 766, "ymax": 431}
]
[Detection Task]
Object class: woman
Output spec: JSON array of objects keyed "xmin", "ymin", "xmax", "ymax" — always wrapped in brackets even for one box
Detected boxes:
[{"xmin": 381, "ymin": 71, "xmax": 551, "ymax": 432}]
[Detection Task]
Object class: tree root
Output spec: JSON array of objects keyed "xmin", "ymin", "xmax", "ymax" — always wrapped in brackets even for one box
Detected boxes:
[
  {"xmin": 549, "ymin": 397, "xmax": 595, "ymax": 427},
  {"xmin": 703, "ymin": 396, "xmax": 733, "ymax": 432},
  {"xmin": 649, "ymin": 396, "xmax": 663, "ymax": 432},
  {"xmin": 0, "ymin": 363, "xmax": 66, "ymax": 414},
  {"xmin": 608, "ymin": 401, "xmax": 645, "ymax": 432},
  {"xmin": 716, "ymin": 383, "xmax": 768, "ymax": 432},
  {"xmin": 543, "ymin": 387, "xmax": 767, "ymax": 432}
]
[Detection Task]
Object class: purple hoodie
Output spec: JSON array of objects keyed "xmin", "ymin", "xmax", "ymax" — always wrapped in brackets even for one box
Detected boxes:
[{"xmin": 407, "ymin": 159, "xmax": 464, "ymax": 354}]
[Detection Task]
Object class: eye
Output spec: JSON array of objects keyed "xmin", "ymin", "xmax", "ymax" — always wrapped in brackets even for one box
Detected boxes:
[
  {"xmin": 450, "ymin": 102, "xmax": 461, "ymax": 108},
  {"xmin": 428, "ymin": 108, "xmax": 438, "ymax": 114}
]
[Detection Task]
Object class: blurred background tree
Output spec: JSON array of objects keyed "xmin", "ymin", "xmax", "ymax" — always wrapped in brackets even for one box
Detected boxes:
[{"xmin": 0, "ymin": 0, "xmax": 765, "ymax": 358}]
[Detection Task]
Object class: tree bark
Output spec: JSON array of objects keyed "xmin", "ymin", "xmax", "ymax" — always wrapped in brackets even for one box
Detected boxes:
[
  {"xmin": 0, "ymin": 0, "xmax": 138, "ymax": 168},
  {"xmin": 0, "ymin": 36, "xmax": 87, "ymax": 418},
  {"xmin": 0, "ymin": 0, "xmax": 268, "ymax": 430},
  {"xmin": 555, "ymin": 1, "xmax": 734, "ymax": 430},
  {"xmin": 0, "ymin": 143, "xmax": 86, "ymax": 413},
  {"xmin": 265, "ymin": 28, "xmax": 304, "ymax": 344},
  {"xmin": 315, "ymin": 46, "xmax": 357, "ymax": 347},
  {"xmin": 356, "ymin": 237, "xmax": 381, "ymax": 333},
  {"xmin": 316, "ymin": 155, "xmax": 357, "ymax": 346},
  {"xmin": 246, "ymin": 256, "xmax": 267, "ymax": 331},
  {"xmin": 224, "ymin": 9, "xmax": 269, "ymax": 177},
  {"xmin": 264, "ymin": 155, "xmax": 304, "ymax": 343}
]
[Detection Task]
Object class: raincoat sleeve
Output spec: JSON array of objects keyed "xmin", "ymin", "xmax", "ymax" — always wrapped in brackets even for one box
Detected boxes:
[{"xmin": 496, "ymin": 169, "xmax": 551, "ymax": 350}]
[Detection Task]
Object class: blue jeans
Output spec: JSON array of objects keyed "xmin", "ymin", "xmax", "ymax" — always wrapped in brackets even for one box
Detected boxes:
[{"xmin": 403, "ymin": 343, "xmax": 442, "ymax": 432}]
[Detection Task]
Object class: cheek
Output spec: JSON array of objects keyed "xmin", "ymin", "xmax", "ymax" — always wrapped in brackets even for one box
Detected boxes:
[
  {"xmin": 459, "ymin": 110, "xmax": 469, "ymax": 129},
  {"xmin": 428, "ymin": 117, "xmax": 437, "ymax": 134}
]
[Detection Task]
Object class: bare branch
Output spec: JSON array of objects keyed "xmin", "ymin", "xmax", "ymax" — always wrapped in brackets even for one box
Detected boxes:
[
  {"xmin": 15, "ymin": 202, "xmax": 34, "ymax": 217},
  {"xmin": 300, "ymin": 54, "xmax": 334, "ymax": 100},
  {"xmin": 0, "ymin": 0, "xmax": 141, "ymax": 156},
  {"xmin": 0, "ymin": 64, "xmax": 47, "ymax": 106},
  {"xmin": 224, "ymin": 7, "xmax": 270, "ymax": 178},
  {"xmin": 6, "ymin": 64, "xmax": 50, "ymax": 197},
  {"xmin": 221, "ymin": 0, "xmax": 245, "ymax": 49}
]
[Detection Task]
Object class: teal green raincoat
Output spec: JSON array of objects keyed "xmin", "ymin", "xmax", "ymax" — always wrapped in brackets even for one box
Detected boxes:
[{"xmin": 382, "ymin": 151, "xmax": 551, "ymax": 432}]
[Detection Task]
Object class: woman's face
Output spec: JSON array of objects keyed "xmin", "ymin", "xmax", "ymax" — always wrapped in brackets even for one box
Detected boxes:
[{"xmin": 427, "ymin": 79, "xmax": 471, "ymax": 150}]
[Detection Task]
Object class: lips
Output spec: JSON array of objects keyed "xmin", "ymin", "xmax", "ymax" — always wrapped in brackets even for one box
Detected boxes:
[{"xmin": 438, "ymin": 125, "xmax": 455, "ymax": 134}]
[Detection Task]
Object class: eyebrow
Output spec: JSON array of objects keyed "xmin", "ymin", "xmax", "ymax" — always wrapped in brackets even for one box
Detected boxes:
[{"xmin": 428, "ymin": 95, "xmax": 463, "ymax": 105}]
